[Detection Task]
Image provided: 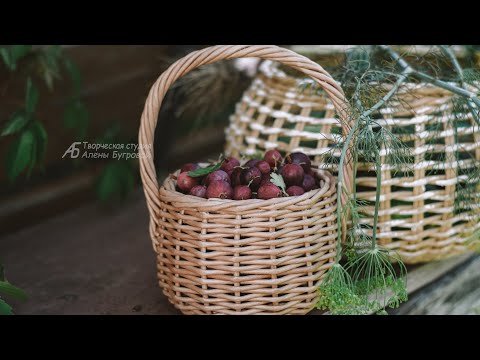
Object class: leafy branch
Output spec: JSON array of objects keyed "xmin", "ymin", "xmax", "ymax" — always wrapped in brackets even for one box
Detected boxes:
[{"xmin": 1, "ymin": 45, "xmax": 89, "ymax": 182}]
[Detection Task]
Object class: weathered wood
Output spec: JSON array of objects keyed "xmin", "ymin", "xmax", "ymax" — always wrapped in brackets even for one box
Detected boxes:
[
  {"xmin": 1, "ymin": 184, "xmax": 477, "ymax": 315},
  {"xmin": 1, "ymin": 154, "xmax": 475, "ymax": 314},
  {"xmin": 0, "ymin": 189, "xmax": 179, "ymax": 315},
  {"xmin": 393, "ymin": 255, "xmax": 480, "ymax": 315},
  {"xmin": 405, "ymin": 253, "xmax": 475, "ymax": 295}
]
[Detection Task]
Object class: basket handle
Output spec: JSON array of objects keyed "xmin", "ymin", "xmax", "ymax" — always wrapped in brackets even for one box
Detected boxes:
[{"xmin": 139, "ymin": 45, "xmax": 353, "ymax": 227}]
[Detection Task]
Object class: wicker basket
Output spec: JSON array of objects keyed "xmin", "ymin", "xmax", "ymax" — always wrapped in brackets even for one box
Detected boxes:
[
  {"xmin": 139, "ymin": 45, "xmax": 354, "ymax": 315},
  {"xmin": 225, "ymin": 59, "xmax": 480, "ymax": 264}
]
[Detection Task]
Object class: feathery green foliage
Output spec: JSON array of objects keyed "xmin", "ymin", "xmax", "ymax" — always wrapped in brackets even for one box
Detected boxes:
[
  {"xmin": 348, "ymin": 248, "xmax": 408, "ymax": 313},
  {"xmin": 323, "ymin": 45, "xmax": 480, "ymax": 315},
  {"xmin": 317, "ymin": 264, "xmax": 364, "ymax": 315}
]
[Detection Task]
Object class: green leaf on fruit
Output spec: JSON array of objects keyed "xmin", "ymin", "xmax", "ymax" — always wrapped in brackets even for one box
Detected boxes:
[
  {"xmin": 1, "ymin": 112, "xmax": 29, "ymax": 137},
  {"xmin": 188, "ymin": 162, "xmax": 223, "ymax": 178},
  {"xmin": 250, "ymin": 151, "xmax": 264, "ymax": 160},
  {"xmin": 270, "ymin": 173, "xmax": 288, "ymax": 196},
  {"xmin": 0, "ymin": 281, "xmax": 28, "ymax": 301}
]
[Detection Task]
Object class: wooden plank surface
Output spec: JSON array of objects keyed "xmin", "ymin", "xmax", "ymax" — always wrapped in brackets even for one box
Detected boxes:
[
  {"xmin": 1, "ymin": 185, "xmax": 477, "ymax": 315},
  {"xmin": 0, "ymin": 189, "xmax": 179, "ymax": 315},
  {"xmin": 393, "ymin": 256, "xmax": 480, "ymax": 315},
  {"xmin": 405, "ymin": 253, "xmax": 475, "ymax": 295}
]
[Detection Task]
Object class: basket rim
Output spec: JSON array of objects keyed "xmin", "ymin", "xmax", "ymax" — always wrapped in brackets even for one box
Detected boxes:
[
  {"xmin": 259, "ymin": 60, "xmax": 479, "ymax": 94},
  {"xmin": 160, "ymin": 167, "xmax": 337, "ymax": 209}
]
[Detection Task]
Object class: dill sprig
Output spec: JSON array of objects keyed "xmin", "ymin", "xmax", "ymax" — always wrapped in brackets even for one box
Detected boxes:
[
  {"xmin": 317, "ymin": 264, "xmax": 364, "ymax": 315},
  {"xmin": 305, "ymin": 45, "xmax": 480, "ymax": 314},
  {"xmin": 347, "ymin": 247, "xmax": 408, "ymax": 313}
]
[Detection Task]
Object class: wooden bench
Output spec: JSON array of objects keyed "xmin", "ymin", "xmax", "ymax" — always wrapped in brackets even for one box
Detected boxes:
[{"xmin": 1, "ymin": 186, "xmax": 477, "ymax": 315}]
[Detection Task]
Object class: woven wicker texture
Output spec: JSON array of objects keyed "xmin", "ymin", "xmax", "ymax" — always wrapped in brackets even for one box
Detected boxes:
[
  {"xmin": 139, "ymin": 45, "xmax": 352, "ymax": 315},
  {"xmin": 225, "ymin": 60, "xmax": 480, "ymax": 264},
  {"xmin": 159, "ymin": 169, "xmax": 337, "ymax": 314}
]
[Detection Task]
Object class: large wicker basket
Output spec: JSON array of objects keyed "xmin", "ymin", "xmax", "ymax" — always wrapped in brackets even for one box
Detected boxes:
[
  {"xmin": 225, "ymin": 59, "xmax": 480, "ymax": 264},
  {"xmin": 138, "ymin": 45, "xmax": 353, "ymax": 315}
]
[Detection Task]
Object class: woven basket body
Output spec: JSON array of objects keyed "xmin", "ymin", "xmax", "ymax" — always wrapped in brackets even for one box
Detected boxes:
[
  {"xmin": 225, "ymin": 60, "xmax": 480, "ymax": 264},
  {"xmin": 139, "ymin": 46, "xmax": 353, "ymax": 315},
  {"xmin": 158, "ymin": 169, "xmax": 337, "ymax": 314}
]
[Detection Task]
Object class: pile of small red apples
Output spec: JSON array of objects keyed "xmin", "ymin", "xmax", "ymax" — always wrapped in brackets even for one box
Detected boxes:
[{"xmin": 176, "ymin": 150, "xmax": 321, "ymax": 200}]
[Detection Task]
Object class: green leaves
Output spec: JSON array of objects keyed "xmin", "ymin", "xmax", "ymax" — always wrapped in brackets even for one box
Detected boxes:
[
  {"xmin": 348, "ymin": 247, "xmax": 408, "ymax": 314},
  {"xmin": 5, "ymin": 129, "xmax": 36, "ymax": 182},
  {"xmin": 11, "ymin": 45, "xmax": 33, "ymax": 62},
  {"xmin": 96, "ymin": 161, "xmax": 136, "ymax": 202},
  {"xmin": 188, "ymin": 162, "xmax": 224, "ymax": 178},
  {"xmin": 64, "ymin": 99, "xmax": 89, "ymax": 140},
  {"xmin": 317, "ymin": 264, "xmax": 365, "ymax": 315},
  {"xmin": 0, "ymin": 45, "xmax": 32, "ymax": 71},
  {"xmin": 0, "ymin": 282, "xmax": 28, "ymax": 301},
  {"xmin": 0, "ymin": 299, "xmax": 13, "ymax": 315},
  {"xmin": 4, "ymin": 120, "xmax": 48, "ymax": 182},
  {"xmin": 0, "ymin": 265, "xmax": 28, "ymax": 316},
  {"xmin": 270, "ymin": 173, "xmax": 288, "ymax": 196},
  {"xmin": 1, "ymin": 78, "xmax": 37, "ymax": 137},
  {"xmin": 38, "ymin": 45, "xmax": 63, "ymax": 91},
  {"xmin": 2, "ymin": 77, "xmax": 47, "ymax": 181},
  {"xmin": 1, "ymin": 112, "xmax": 28, "ymax": 137},
  {"xmin": 3, "ymin": 79, "xmax": 48, "ymax": 181},
  {"xmin": 64, "ymin": 58, "xmax": 82, "ymax": 96},
  {"xmin": 249, "ymin": 151, "xmax": 264, "ymax": 161},
  {"xmin": 1, "ymin": 47, "xmax": 86, "ymax": 183},
  {"xmin": 0, "ymin": 48, "xmax": 13, "ymax": 70},
  {"xmin": 31, "ymin": 121, "xmax": 48, "ymax": 163},
  {"xmin": 26, "ymin": 78, "xmax": 39, "ymax": 115}
]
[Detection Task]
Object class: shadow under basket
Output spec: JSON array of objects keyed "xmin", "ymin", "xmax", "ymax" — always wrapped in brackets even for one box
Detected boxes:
[{"xmin": 156, "ymin": 169, "xmax": 338, "ymax": 315}]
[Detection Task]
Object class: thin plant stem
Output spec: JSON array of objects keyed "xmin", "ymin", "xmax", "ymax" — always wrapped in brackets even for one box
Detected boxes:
[
  {"xmin": 353, "ymin": 150, "xmax": 358, "ymax": 212},
  {"xmin": 353, "ymin": 72, "xmax": 410, "ymax": 249},
  {"xmin": 439, "ymin": 45, "xmax": 480, "ymax": 125},
  {"xmin": 372, "ymin": 144, "xmax": 382, "ymax": 248},
  {"xmin": 336, "ymin": 67, "xmax": 410, "ymax": 255},
  {"xmin": 336, "ymin": 121, "xmax": 359, "ymax": 262},
  {"xmin": 378, "ymin": 45, "xmax": 480, "ymax": 110},
  {"xmin": 361, "ymin": 72, "xmax": 411, "ymax": 118}
]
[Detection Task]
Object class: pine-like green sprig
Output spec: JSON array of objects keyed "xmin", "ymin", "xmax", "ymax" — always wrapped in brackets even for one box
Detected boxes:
[
  {"xmin": 348, "ymin": 247, "xmax": 408, "ymax": 312},
  {"xmin": 317, "ymin": 264, "xmax": 365, "ymax": 315}
]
